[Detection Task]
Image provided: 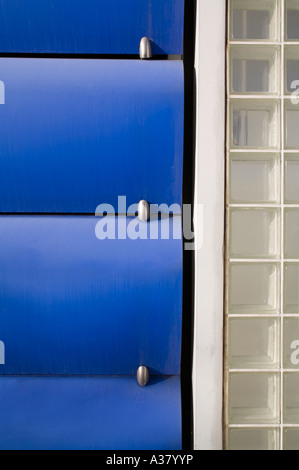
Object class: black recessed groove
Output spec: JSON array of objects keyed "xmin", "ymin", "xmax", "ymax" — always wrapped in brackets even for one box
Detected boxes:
[
  {"xmin": 0, "ymin": 212, "xmax": 95, "ymax": 217},
  {"xmin": 0, "ymin": 53, "xmax": 182, "ymax": 60},
  {"xmin": 0, "ymin": 213, "xmax": 181, "ymax": 218},
  {"xmin": 181, "ymin": 0, "xmax": 196, "ymax": 452}
]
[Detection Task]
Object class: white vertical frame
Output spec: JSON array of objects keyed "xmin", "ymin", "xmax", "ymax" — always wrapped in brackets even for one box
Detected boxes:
[{"xmin": 192, "ymin": 0, "xmax": 226, "ymax": 450}]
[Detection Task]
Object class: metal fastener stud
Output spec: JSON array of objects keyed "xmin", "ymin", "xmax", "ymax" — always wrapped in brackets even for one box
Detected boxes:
[
  {"xmin": 137, "ymin": 366, "xmax": 150, "ymax": 387},
  {"xmin": 138, "ymin": 200, "xmax": 150, "ymax": 222},
  {"xmin": 139, "ymin": 37, "xmax": 152, "ymax": 60}
]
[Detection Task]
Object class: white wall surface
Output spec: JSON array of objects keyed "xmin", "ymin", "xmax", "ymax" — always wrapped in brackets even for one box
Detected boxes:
[{"xmin": 192, "ymin": 0, "xmax": 226, "ymax": 450}]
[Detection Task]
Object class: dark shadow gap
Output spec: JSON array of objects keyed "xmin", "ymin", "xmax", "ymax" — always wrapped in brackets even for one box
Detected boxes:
[
  {"xmin": 181, "ymin": 0, "xmax": 197, "ymax": 452},
  {"xmin": 0, "ymin": 53, "xmax": 182, "ymax": 60}
]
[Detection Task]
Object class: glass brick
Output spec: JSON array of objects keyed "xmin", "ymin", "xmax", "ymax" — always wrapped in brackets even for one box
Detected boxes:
[
  {"xmin": 229, "ymin": 318, "xmax": 280, "ymax": 369},
  {"xmin": 229, "ymin": 373, "xmax": 280, "ymax": 424},
  {"xmin": 229, "ymin": 263, "xmax": 280, "ymax": 315}
]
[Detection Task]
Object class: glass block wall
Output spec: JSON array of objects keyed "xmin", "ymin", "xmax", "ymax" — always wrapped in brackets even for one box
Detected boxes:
[{"xmin": 226, "ymin": 0, "xmax": 299, "ymax": 450}]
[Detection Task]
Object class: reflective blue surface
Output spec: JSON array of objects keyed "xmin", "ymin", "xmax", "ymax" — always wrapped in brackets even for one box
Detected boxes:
[
  {"xmin": 0, "ymin": 216, "xmax": 182, "ymax": 376},
  {"xmin": 0, "ymin": 376, "xmax": 182, "ymax": 450},
  {"xmin": 0, "ymin": 59, "xmax": 184, "ymax": 213},
  {"xmin": 0, "ymin": 0, "xmax": 185, "ymax": 55},
  {"xmin": 0, "ymin": 2, "xmax": 185, "ymax": 447}
]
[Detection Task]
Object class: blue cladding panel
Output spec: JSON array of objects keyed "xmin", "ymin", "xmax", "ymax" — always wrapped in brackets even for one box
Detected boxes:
[
  {"xmin": 0, "ymin": 0, "xmax": 184, "ymax": 55},
  {"xmin": 0, "ymin": 59, "xmax": 184, "ymax": 213},
  {"xmin": 0, "ymin": 216, "xmax": 182, "ymax": 376},
  {"xmin": 0, "ymin": 376, "xmax": 182, "ymax": 450}
]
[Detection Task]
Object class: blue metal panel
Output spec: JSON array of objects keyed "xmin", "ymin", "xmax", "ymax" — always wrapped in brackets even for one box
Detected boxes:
[
  {"xmin": 0, "ymin": 376, "xmax": 182, "ymax": 450},
  {"xmin": 0, "ymin": 59, "xmax": 184, "ymax": 213},
  {"xmin": 0, "ymin": 216, "xmax": 182, "ymax": 376},
  {"xmin": 0, "ymin": 0, "xmax": 185, "ymax": 55}
]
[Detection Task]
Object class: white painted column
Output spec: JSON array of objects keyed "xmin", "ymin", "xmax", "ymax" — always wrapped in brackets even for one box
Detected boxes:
[{"xmin": 192, "ymin": 0, "xmax": 226, "ymax": 450}]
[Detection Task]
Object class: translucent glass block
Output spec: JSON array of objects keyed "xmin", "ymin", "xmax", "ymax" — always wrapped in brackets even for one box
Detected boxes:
[
  {"xmin": 286, "ymin": 0, "xmax": 299, "ymax": 40},
  {"xmin": 285, "ymin": 210, "xmax": 299, "ymax": 258},
  {"xmin": 285, "ymin": 47, "xmax": 299, "ymax": 94},
  {"xmin": 285, "ymin": 155, "xmax": 299, "ymax": 203},
  {"xmin": 229, "ymin": 318, "xmax": 280, "ymax": 369},
  {"xmin": 284, "ymin": 319, "xmax": 299, "ymax": 369},
  {"xmin": 230, "ymin": 154, "xmax": 280, "ymax": 204},
  {"xmin": 228, "ymin": 428, "xmax": 280, "ymax": 450},
  {"xmin": 230, "ymin": 208, "xmax": 280, "ymax": 259},
  {"xmin": 229, "ymin": 373, "xmax": 280, "ymax": 424},
  {"xmin": 229, "ymin": 263, "xmax": 280, "ymax": 314},
  {"xmin": 231, "ymin": 100, "xmax": 280, "ymax": 149},
  {"xmin": 284, "ymin": 263, "xmax": 299, "ymax": 314},
  {"xmin": 230, "ymin": 46, "xmax": 279, "ymax": 94},
  {"xmin": 230, "ymin": 0, "xmax": 278, "ymax": 41},
  {"xmin": 284, "ymin": 373, "xmax": 299, "ymax": 424},
  {"xmin": 284, "ymin": 428, "xmax": 299, "ymax": 450},
  {"xmin": 285, "ymin": 103, "xmax": 299, "ymax": 149}
]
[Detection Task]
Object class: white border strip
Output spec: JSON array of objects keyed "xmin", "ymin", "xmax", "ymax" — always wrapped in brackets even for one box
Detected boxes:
[{"xmin": 192, "ymin": 0, "xmax": 226, "ymax": 450}]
